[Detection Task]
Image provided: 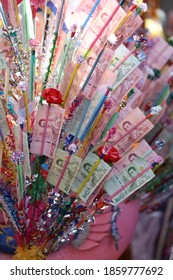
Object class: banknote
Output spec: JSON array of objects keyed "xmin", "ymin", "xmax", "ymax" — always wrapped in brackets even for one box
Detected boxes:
[
  {"xmin": 109, "ymin": 107, "xmax": 154, "ymax": 157},
  {"xmin": 109, "ymin": 45, "xmax": 140, "ymax": 87},
  {"xmin": 79, "ymin": 158, "xmax": 111, "ymax": 203},
  {"xmin": 46, "ymin": 148, "xmax": 82, "ymax": 194},
  {"xmin": 74, "ymin": 47, "xmax": 141, "ymax": 145},
  {"xmin": 60, "ymin": 60, "xmax": 83, "ymax": 115},
  {"xmin": 112, "ymin": 166, "xmax": 155, "ymax": 205},
  {"xmin": 65, "ymin": 0, "xmax": 102, "ymax": 33},
  {"xmin": 90, "ymin": 69, "xmax": 142, "ymax": 146},
  {"xmin": 14, "ymin": 125, "xmax": 31, "ymax": 178},
  {"xmin": 76, "ymin": 0, "xmax": 126, "ymax": 56},
  {"xmin": 145, "ymin": 37, "xmax": 170, "ymax": 67},
  {"xmin": 71, "ymin": 152, "xmax": 111, "ymax": 203},
  {"xmin": 71, "ymin": 152, "xmax": 100, "ymax": 193},
  {"xmin": 90, "ymin": 113, "xmax": 110, "ymax": 146},
  {"xmin": 60, "ymin": 61, "xmax": 82, "ymax": 102},
  {"xmin": 75, "ymin": 27, "xmax": 99, "ymax": 58},
  {"xmin": 90, "ymin": 105, "xmax": 155, "ymax": 158},
  {"xmin": 83, "ymin": 182, "xmax": 105, "ymax": 206},
  {"xmin": 79, "ymin": 0, "xmax": 101, "ymax": 16},
  {"xmin": 60, "ymin": 61, "xmax": 75, "ymax": 95},
  {"xmin": 82, "ymin": 45, "xmax": 116, "ymax": 100},
  {"xmin": 72, "ymin": 1, "xmax": 127, "ymax": 101},
  {"xmin": 87, "ymin": 7, "xmax": 143, "ymax": 53},
  {"xmin": 105, "ymin": 67, "xmax": 143, "ymax": 116},
  {"xmin": 152, "ymin": 44, "xmax": 173, "ymax": 70},
  {"xmin": 30, "ymin": 104, "xmax": 64, "ymax": 158},
  {"xmin": 113, "ymin": 87, "xmax": 142, "ymax": 125},
  {"xmin": 78, "ymin": 136, "xmax": 93, "ymax": 159},
  {"xmin": 114, "ymin": 10, "xmax": 143, "ymax": 46},
  {"xmin": 95, "ymin": 44, "xmax": 140, "ymax": 101},
  {"xmin": 109, "ymin": 140, "xmax": 162, "ymax": 176},
  {"xmin": 66, "ymin": 98, "xmax": 90, "ymax": 137},
  {"xmin": 89, "ymin": 0, "xmax": 126, "ymax": 39},
  {"xmin": 141, "ymin": 65, "xmax": 173, "ymax": 112},
  {"xmin": 0, "ymin": 99, "xmax": 9, "ymax": 137},
  {"xmin": 148, "ymin": 37, "xmax": 168, "ymax": 54},
  {"xmin": 163, "ymin": 44, "xmax": 173, "ymax": 62},
  {"xmin": 72, "ymin": 0, "xmax": 102, "ymax": 23},
  {"xmin": 67, "ymin": 91, "xmax": 103, "ymax": 138},
  {"xmin": 104, "ymin": 158, "xmax": 155, "ymax": 203}
]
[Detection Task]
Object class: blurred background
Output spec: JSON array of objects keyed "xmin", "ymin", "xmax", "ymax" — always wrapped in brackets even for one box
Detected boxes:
[
  {"xmin": 144, "ymin": 0, "xmax": 173, "ymax": 38},
  {"xmin": 119, "ymin": 0, "xmax": 173, "ymax": 261}
]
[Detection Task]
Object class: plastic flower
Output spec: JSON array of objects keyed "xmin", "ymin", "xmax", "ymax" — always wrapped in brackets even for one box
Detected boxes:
[
  {"xmin": 98, "ymin": 145, "xmax": 120, "ymax": 163},
  {"xmin": 140, "ymin": 3, "xmax": 148, "ymax": 12},
  {"xmin": 150, "ymin": 105, "xmax": 162, "ymax": 115},
  {"xmin": 29, "ymin": 38, "xmax": 40, "ymax": 48},
  {"xmin": 76, "ymin": 55, "xmax": 85, "ymax": 64},
  {"xmin": 68, "ymin": 143, "xmax": 77, "ymax": 153},
  {"xmin": 155, "ymin": 139, "xmax": 165, "ymax": 150},
  {"xmin": 17, "ymin": 81, "xmax": 28, "ymax": 91},
  {"xmin": 107, "ymin": 34, "xmax": 118, "ymax": 45},
  {"xmin": 42, "ymin": 88, "xmax": 63, "ymax": 104},
  {"xmin": 11, "ymin": 151, "xmax": 25, "ymax": 164}
]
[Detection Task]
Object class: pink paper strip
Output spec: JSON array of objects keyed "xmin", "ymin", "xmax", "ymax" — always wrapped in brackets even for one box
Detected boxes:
[
  {"xmin": 112, "ymin": 47, "xmax": 135, "ymax": 73},
  {"xmin": 110, "ymin": 164, "xmax": 152, "ymax": 200},
  {"xmin": 112, "ymin": 115, "xmax": 148, "ymax": 146}
]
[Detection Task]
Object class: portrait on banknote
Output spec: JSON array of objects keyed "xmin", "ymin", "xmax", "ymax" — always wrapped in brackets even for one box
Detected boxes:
[
  {"xmin": 47, "ymin": 149, "xmax": 82, "ymax": 194},
  {"xmin": 30, "ymin": 104, "xmax": 64, "ymax": 158},
  {"xmin": 104, "ymin": 158, "xmax": 155, "ymax": 204}
]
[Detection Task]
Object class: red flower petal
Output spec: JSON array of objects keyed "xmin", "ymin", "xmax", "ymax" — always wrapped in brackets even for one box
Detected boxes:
[
  {"xmin": 42, "ymin": 88, "xmax": 63, "ymax": 104},
  {"xmin": 98, "ymin": 146, "xmax": 120, "ymax": 163}
]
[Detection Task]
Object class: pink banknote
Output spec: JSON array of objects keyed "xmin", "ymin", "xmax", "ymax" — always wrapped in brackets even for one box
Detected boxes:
[
  {"xmin": 109, "ymin": 107, "xmax": 154, "ymax": 157},
  {"xmin": 30, "ymin": 104, "xmax": 64, "ymax": 158},
  {"xmin": 110, "ymin": 139, "xmax": 162, "ymax": 175}
]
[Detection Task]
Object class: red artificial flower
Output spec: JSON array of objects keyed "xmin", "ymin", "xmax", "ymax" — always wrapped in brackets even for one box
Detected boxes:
[
  {"xmin": 42, "ymin": 88, "xmax": 63, "ymax": 105},
  {"xmin": 98, "ymin": 146, "xmax": 120, "ymax": 163},
  {"xmin": 40, "ymin": 168, "xmax": 49, "ymax": 179}
]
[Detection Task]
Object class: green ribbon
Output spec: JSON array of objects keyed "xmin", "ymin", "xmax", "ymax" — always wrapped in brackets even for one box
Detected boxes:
[
  {"xmin": 17, "ymin": 164, "xmax": 24, "ymax": 199},
  {"xmin": 30, "ymin": 49, "xmax": 36, "ymax": 101}
]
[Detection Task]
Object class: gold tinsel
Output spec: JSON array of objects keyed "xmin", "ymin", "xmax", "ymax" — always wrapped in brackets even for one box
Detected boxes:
[
  {"xmin": 13, "ymin": 245, "xmax": 46, "ymax": 260},
  {"xmin": 2, "ymin": 140, "xmax": 16, "ymax": 185}
]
